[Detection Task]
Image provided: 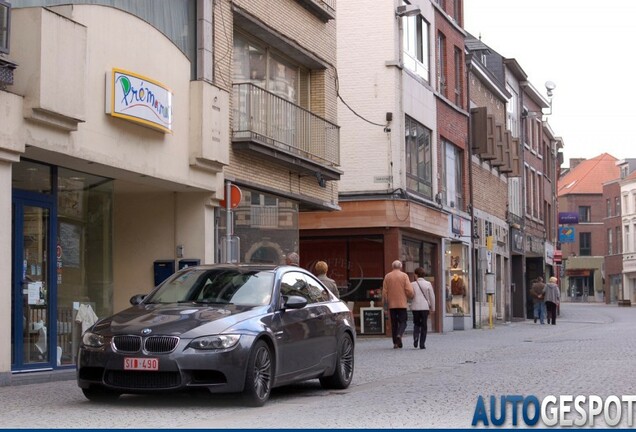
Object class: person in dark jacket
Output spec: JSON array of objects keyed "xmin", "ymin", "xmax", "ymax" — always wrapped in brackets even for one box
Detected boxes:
[{"xmin": 530, "ymin": 277, "xmax": 546, "ymax": 324}]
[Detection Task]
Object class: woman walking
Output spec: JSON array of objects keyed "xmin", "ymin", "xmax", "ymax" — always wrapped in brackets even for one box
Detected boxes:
[
  {"xmin": 544, "ymin": 276, "xmax": 561, "ymax": 325},
  {"xmin": 411, "ymin": 267, "xmax": 435, "ymax": 349}
]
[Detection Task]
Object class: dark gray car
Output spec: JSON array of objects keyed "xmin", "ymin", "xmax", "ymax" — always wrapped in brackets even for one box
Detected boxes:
[{"xmin": 77, "ymin": 264, "xmax": 355, "ymax": 406}]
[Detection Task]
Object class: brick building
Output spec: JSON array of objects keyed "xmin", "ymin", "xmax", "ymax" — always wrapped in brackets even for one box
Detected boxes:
[{"xmin": 558, "ymin": 154, "xmax": 619, "ymax": 302}]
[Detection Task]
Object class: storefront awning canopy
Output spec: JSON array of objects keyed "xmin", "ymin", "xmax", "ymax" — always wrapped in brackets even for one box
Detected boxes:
[{"xmin": 565, "ymin": 269, "xmax": 591, "ymax": 277}]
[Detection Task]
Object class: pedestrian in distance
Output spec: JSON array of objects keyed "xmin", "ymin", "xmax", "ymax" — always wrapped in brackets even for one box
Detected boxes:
[
  {"xmin": 285, "ymin": 252, "xmax": 300, "ymax": 266},
  {"xmin": 411, "ymin": 267, "xmax": 435, "ymax": 350},
  {"xmin": 530, "ymin": 276, "xmax": 546, "ymax": 324},
  {"xmin": 314, "ymin": 260, "xmax": 339, "ymax": 299},
  {"xmin": 382, "ymin": 260, "xmax": 414, "ymax": 349},
  {"xmin": 544, "ymin": 276, "xmax": 561, "ymax": 325}
]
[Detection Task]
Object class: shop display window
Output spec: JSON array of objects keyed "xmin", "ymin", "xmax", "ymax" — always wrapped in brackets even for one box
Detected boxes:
[{"xmin": 445, "ymin": 242, "xmax": 470, "ymax": 315}]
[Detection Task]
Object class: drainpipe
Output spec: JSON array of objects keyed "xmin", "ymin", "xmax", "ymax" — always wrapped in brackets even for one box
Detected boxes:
[{"xmin": 465, "ymin": 53, "xmax": 477, "ymax": 329}]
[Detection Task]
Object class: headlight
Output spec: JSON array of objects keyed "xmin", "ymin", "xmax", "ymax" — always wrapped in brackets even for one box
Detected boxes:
[
  {"xmin": 188, "ymin": 334, "xmax": 240, "ymax": 350},
  {"xmin": 82, "ymin": 332, "xmax": 105, "ymax": 348}
]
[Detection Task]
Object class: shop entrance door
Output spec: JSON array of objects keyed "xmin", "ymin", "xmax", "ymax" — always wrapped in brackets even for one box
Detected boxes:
[{"xmin": 12, "ymin": 192, "xmax": 56, "ymax": 370}]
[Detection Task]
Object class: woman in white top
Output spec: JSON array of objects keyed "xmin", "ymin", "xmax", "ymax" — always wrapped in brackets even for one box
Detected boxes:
[{"xmin": 411, "ymin": 267, "xmax": 436, "ymax": 349}]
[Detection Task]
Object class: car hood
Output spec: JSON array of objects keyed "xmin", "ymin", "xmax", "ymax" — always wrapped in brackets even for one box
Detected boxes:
[{"xmin": 92, "ymin": 303, "xmax": 268, "ymax": 337}]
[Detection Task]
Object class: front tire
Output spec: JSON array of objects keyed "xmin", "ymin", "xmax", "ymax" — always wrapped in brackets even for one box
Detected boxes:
[
  {"xmin": 320, "ymin": 332, "xmax": 354, "ymax": 389},
  {"xmin": 242, "ymin": 340, "xmax": 273, "ymax": 407}
]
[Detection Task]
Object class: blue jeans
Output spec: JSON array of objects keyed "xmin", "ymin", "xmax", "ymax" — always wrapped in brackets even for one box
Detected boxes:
[{"xmin": 533, "ymin": 302, "xmax": 546, "ymax": 324}]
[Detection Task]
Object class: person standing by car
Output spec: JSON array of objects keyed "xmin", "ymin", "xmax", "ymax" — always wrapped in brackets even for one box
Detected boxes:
[
  {"xmin": 530, "ymin": 277, "xmax": 546, "ymax": 324},
  {"xmin": 314, "ymin": 260, "xmax": 339, "ymax": 298},
  {"xmin": 544, "ymin": 276, "xmax": 561, "ymax": 325},
  {"xmin": 382, "ymin": 260, "xmax": 414, "ymax": 349},
  {"xmin": 411, "ymin": 267, "xmax": 435, "ymax": 350}
]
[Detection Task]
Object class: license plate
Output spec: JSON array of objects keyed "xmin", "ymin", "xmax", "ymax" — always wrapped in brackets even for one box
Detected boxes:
[{"xmin": 124, "ymin": 357, "xmax": 159, "ymax": 371}]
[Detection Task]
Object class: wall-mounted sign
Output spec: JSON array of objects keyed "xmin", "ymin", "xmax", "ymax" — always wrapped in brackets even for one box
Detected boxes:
[
  {"xmin": 106, "ymin": 68, "xmax": 173, "ymax": 133},
  {"xmin": 559, "ymin": 226, "xmax": 575, "ymax": 243},
  {"xmin": 558, "ymin": 212, "xmax": 579, "ymax": 224}
]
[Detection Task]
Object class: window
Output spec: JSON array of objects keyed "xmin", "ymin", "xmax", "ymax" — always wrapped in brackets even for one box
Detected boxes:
[
  {"xmin": 578, "ymin": 206, "xmax": 591, "ymax": 223},
  {"xmin": 625, "ymin": 225, "xmax": 630, "ymax": 253},
  {"xmin": 0, "ymin": 1, "xmax": 9, "ymax": 54},
  {"xmin": 606, "ymin": 199, "xmax": 611, "ymax": 218},
  {"xmin": 280, "ymin": 271, "xmax": 328, "ymax": 304},
  {"xmin": 444, "ymin": 141, "xmax": 463, "ymax": 209},
  {"xmin": 616, "ymin": 197, "xmax": 621, "ymax": 216},
  {"xmin": 617, "ymin": 226, "xmax": 622, "ymax": 254},
  {"xmin": 437, "ymin": 32, "xmax": 446, "ymax": 95},
  {"xmin": 579, "ymin": 232, "xmax": 591, "ymax": 256},
  {"xmin": 452, "ymin": 0, "xmax": 461, "ymax": 22},
  {"xmin": 405, "ymin": 116, "xmax": 433, "ymax": 199},
  {"xmin": 453, "ymin": 47, "xmax": 462, "ymax": 106},
  {"xmin": 402, "ymin": 11, "xmax": 430, "ymax": 82},
  {"xmin": 233, "ymin": 32, "xmax": 308, "ymax": 105},
  {"xmin": 525, "ymin": 166, "xmax": 532, "ymax": 216},
  {"xmin": 506, "ymin": 85, "xmax": 519, "ymax": 137},
  {"xmin": 608, "ymin": 228, "xmax": 613, "ymax": 255}
]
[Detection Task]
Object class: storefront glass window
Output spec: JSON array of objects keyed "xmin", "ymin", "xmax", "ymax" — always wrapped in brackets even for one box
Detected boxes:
[
  {"xmin": 445, "ymin": 241, "xmax": 470, "ymax": 315},
  {"xmin": 56, "ymin": 167, "xmax": 113, "ymax": 366}
]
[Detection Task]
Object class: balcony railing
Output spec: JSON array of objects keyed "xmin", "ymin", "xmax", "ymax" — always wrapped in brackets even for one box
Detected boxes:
[{"xmin": 232, "ymin": 83, "xmax": 340, "ymax": 169}]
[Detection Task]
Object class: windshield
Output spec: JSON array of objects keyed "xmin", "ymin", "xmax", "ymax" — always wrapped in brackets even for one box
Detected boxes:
[{"xmin": 145, "ymin": 268, "xmax": 275, "ymax": 306}]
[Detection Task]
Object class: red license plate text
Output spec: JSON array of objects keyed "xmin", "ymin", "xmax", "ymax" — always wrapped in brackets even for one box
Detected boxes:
[{"xmin": 124, "ymin": 357, "xmax": 159, "ymax": 371}]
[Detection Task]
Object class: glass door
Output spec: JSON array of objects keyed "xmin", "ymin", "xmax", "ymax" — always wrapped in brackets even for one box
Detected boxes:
[{"xmin": 12, "ymin": 193, "xmax": 56, "ymax": 369}]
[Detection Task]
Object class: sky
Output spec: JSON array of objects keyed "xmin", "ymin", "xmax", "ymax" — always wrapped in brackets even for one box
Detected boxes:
[{"xmin": 463, "ymin": 1, "xmax": 636, "ymax": 167}]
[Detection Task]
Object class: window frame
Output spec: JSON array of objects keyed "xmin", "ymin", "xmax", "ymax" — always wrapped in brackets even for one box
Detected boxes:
[
  {"xmin": 402, "ymin": 12, "xmax": 430, "ymax": 82},
  {"xmin": 578, "ymin": 206, "xmax": 591, "ymax": 223},
  {"xmin": 405, "ymin": 116, "xmax": 433, "ymax": 199},
  {"xmin": 579, "ymin": 232, "xmax": 592, "ymax": 256},
  {"xmin": 0, "ymin": 0, "xmax": 10, "ymax": 55},
  {"xmin": 443, "ymin": 141, "xmax": 463, "ymax": 209}
]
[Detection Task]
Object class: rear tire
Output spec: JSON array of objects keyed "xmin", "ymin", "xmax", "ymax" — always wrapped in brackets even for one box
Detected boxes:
[
  {"xmin": 242, "ymin": 340, "xmax": 273, "ymax": 407},
  {"xmin": 81, "ymin": 386, "xmax": 121, "ymax": 402},
  {"xmin": 320, "ymin": 332, "xmax": 354, "ymax": 389}
]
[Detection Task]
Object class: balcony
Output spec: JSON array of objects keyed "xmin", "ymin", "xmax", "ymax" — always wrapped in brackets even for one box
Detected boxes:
[
  {"xmin": 296, "ymin": 0, "xmax": 335, "ymax": 21},
  {"xmin": 232, "ymin": 83, "xmax": 341, "ymax": 181}
]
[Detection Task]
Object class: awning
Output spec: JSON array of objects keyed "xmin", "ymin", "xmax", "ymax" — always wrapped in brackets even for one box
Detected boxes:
[{"xmin": 565, "ymin": 269, "xmax": 591, "ymax": 277}]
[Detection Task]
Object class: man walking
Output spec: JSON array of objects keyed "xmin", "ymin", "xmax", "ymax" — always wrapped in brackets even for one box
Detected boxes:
[
  {"xmin": 382, "ymin": 260, "xmax": 414, "ymax": 349},
  {"xmin": 530, "ymin": 276, "xmax": 546, "ymax": 324}
]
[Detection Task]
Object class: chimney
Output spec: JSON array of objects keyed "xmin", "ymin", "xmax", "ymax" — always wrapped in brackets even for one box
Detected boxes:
[{"xmin": 569, "ymin": 158, "xmax": 585, "ymax": 170}]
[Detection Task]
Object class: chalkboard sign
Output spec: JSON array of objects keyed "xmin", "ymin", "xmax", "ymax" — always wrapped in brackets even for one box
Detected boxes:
[{"xmin": 360, "ymin": 307, "xmax": 384, "ymax": 334}]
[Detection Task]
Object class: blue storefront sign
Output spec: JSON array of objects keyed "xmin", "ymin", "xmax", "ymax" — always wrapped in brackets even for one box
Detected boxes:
[
  {"xmin": 558, "ymin": 212, "xmax": 579, "ymax": 224},
  {"xmin": 559, "ymin": 226, "xmax": 575, "ymax": 243}
]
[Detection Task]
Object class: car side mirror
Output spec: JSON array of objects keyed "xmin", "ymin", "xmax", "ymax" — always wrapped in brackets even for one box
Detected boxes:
[
  {"xmin": 283, "ymin": 295, "xmax": 308, "ymax": 310},
  {"xmin": 130, "ymin": 294, "xmax": 147, "ymax": 305}
]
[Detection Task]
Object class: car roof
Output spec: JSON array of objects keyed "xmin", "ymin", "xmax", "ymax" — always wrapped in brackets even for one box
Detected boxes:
[{"xmin": 182, "ymin": 263, "xmax": 306, "ymax": 273}]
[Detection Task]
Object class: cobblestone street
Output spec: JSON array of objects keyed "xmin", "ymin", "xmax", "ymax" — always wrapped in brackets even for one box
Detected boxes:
[{"xmin": 1, "ymin": 303, "xmax": 634, "ymax": 429}]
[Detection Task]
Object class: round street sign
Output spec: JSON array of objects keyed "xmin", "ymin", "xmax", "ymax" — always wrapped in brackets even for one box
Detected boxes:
[{"xmin": 220, "ymin": 184, "xmax": 242, "ymax": 209}]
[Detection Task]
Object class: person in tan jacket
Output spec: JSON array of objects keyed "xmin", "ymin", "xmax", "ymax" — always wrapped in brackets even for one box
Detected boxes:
[{"xmin": 382, "ymin": 260, "xmax": 414, "ymax": 349}]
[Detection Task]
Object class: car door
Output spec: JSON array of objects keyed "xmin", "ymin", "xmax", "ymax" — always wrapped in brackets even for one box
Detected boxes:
[{"xmin": 272, "ymin": 271, "xmax": 327, "ymax": 380}]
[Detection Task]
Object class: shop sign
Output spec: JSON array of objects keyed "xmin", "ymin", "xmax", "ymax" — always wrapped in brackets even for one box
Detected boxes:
[
  {"xmin": 107, "ymin": 68, "xmax": 173, "ymax": 133},
  {"xmin": 525, "ymin": 235, "xmax": 544, "ymax": 254},
  {"xmin": 559, "ymin": 226, "xmax": 575, "ymax": 243},
  {"xmin": 545, "ymin": 242, "xmax": 554, "ymax": 266},
  {"xmin": 511, "ymin": 228, "xmax": 524, "ymax": 253},
  {"xmin": 558, "ymin": 212, "xmax": 579, "ymax": 224}
]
